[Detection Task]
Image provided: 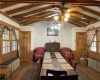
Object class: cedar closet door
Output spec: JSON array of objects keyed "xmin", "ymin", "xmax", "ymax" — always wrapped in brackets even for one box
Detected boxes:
[
  {"xmin": 20, "ymin": 31, "xmax": 31, "ymax": 62},
  {"xmin": 76, "ymin": 32, "xmax": 86, "ymax": 63}
]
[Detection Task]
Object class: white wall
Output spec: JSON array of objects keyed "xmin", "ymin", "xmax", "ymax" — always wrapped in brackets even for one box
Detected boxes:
[
  {"xmin": 32, "ymin": 21, "xmax": 74, "ymax": 49},
  {"xmin": 0, "ymin": 13, "xmax": 19, "ymax": 28},
  {"xmin": 71, "ymin": 27, "xmax": 87, "ymax": 50},
  {"xmin": 20, "ymin": 26, "xmax": 34, "ymax": 50}
]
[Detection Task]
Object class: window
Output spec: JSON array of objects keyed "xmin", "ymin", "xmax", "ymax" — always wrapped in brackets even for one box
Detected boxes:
[
  {"xmin": 0, "ymin": 25, "xmax": 19, "ymax": 55},
  {"xmin": 2, "ymin": 29, "xmax": 10, "ymax": 54},
  {"xmin": 97, "ymin": 30, "xmax": 100, "ymax": 53},
  {"xmin": 87, "ymin": 29, "xmax": 100, "ymax": 53},
  {"xmin": 90, "ymin": 36, "xmax": 96, "ymax": 52},
  {"xmin": 87, "ymin": 30, "xmax": 96, "ymax": 52},
  {"xmin": 12, "ymin": 33, "xmax": 17, "ymax": 51}
]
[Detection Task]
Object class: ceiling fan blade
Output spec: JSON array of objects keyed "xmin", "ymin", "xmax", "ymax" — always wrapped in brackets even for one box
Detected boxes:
[
  {"xmin": 65, "ymin": 7, "xmax": 81, "ymax": 13},
  {"xmin": 46, "ymin": 7, "xmax": 61, "ymax": 12},
  {"xmin": 70, "ymin": 13, "xmax": 83, "ymax": 18}
]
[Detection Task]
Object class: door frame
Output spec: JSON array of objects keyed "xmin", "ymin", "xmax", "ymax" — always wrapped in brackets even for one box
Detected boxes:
[
  {"xmin": 76, "ymin": 32, "xmax": 86, "ymax": 62},
  {"xmin": 19, "ymin": 31, "xmax": 31, "ymax": 63}
]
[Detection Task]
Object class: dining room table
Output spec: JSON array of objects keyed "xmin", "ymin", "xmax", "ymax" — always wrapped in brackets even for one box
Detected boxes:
[{"xmin": 40, "ymin": 52, "xmax": 78, "ymax": 80}]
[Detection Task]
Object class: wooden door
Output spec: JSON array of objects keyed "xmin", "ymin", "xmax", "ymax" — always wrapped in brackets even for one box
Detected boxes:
[
  {"xmin": 76, "ymin": 32, "xmax": 86, "ymax": 62},
  {"xmin": 20, "ymin": 31, "xmax": 31, "ymax": 62}
]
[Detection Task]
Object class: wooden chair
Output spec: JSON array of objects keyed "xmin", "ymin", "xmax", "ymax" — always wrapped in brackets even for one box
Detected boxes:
[
  {"xmin": 70, "ymin": 60, "xmax": 77, "ymax": 70},
  {"xmin": 46, "ymin": 69, "xmax": 67, "ymax": 80},
  {"xmin": 37, "ymin": 59, "xmax": 41, "ymax": 75}
]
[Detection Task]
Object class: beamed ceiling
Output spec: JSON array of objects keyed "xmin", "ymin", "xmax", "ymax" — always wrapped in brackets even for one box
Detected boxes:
[{"xmin": 0, "ymin": 0, "xmax": 100, "ymax": 27}]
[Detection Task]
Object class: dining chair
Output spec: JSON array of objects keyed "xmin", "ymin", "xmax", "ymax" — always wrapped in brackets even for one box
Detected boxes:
[
  {"xmin": 37, "ymin": 59, "xmax": 41, "ymax": 75},
  {"xmin": 61, "ymin": 47, "xmax": 73, "ymax": 62},
  {"xmin": 34, "ymin": 47, "xmax": 44, "ymax": 60},
  {"xmin": 46, "ymin": 69, "xmax": 67, "ymax": 80},
  {"xmin": 70, "ymin": 60, "xmax": 77, "ymax": 70}
]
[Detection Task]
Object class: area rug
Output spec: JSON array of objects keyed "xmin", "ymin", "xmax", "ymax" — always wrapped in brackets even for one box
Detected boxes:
[{"xmin": 21, "ymin": 63, "xmax": 39, "ymax": 80}]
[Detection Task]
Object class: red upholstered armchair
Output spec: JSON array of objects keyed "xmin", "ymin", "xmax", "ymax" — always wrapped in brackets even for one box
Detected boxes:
[
  {"xmin": 61, "ymin": 47, "xmax": 73, "ymax": 61},
  {"xmin": 61, "ymin": 47, "xmax": 70, "ymax": 54},
  {"xmin": 35, "ymin": 47, "xmax": 44, "ymax": 60}
]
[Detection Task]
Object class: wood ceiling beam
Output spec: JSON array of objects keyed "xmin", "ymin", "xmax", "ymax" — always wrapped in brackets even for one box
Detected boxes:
[
  {"xmin": 0, "ymin": 2, "xmax": 4, "ymax": 4},
  {"xmin": 69, "ymin": 19, "xmax": 86, "ymax": 26},
  {"xmin": 0, "ymin": 10, "xmax": 19, "ymax": 24},
  {"xmin": 71, "ymin": 21, "xmax": 85, "ymax": 27},
  {"xmin": 35, "ymin": 12, "xmax": 56, "ymax": 18},
  {"xmin": 80, "ymin": 6, "xmax": 100, "ymax": 16},
  {"xmin": 12, "ymin": 5, "xmax": 53, "ymax": 18},
  {"xmin": 0, "ymin": 2, "xmax": 18, "ymax": 9},
  {"xmin": 18, "ymin": 13, "xmax": 91, "ymax": 25},
  {"xmin": 1, "ymin": 0, "xmax": 100, "ymax": 3},
  {"xmin": 21, "ymin": 20, "xmax": 40, "ymax": 25},
  {"xmin": 74, "ymin": 12, "xmax": 97, "ymax": 21},
  {"xmin": 20, "ymin": 20, "xmax": 40, "ymax": 25},
  {"xmin": 19, "ymin": 17, "xmax": 54, "ymax": 22},
  {"xmin": 0, "ymin": 0, "xmax": 61, "ymax": 3},
  {"xmin": 19, "ymin": 16, "xmax": 86, "ymax": 26},
  {"xmin": 70, "ymin": 17, "xmax": 90, "ymax": 23},
  {"xmin": 6, "ymin": 4, "xmax": 46, "ymax": 15},
  {"xmin": 70, "ymin": 4, "xmax": 100, "ymax": 6},
  {"xmin": 1, "ymin": 1, "xmax": 100, "ymax": 6},
  {"xmin": 20, "ymin": 18, "xmax": 81, "ymax": 26},
  {"xmin": 15, "ymin": 11, "xmax": 54, "ymax": 21},
  {"xmin": 68, "ymin": 21, "xmax": 82, "ymax": 27},
  {"xmin": 18, "ymin": 13, "xmax": 56, "ymax": 23},
  {"xmin": 69, "ymin": 1, "xmax": 100, "ymax": 6}
]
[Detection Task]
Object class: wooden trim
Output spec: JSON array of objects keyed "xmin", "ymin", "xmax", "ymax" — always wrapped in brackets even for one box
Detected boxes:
[
  {"xmin": 0, "ymin": 2, "xmax": 18, "ymax": 9},
  {"xmin": 0, "ymin": 38, "xmax": 2, "ymax": 56},
  {"xmin": 0, "ymin": 10, "xmax": 19, "ymax": 24},
  {"xmin": 0, "ymin": 0, "xmax": 61, "ymax": 3},
  {"xmin": 0, "ymin": 20, "xmax": 20, "ymax": 31},
  {"xmin": 1, "ymin": 0, "xmax": 100, "ymax": 4},
  {"xmin": 88, "ymin": 51, "xmax": 100, "ymax": 60},
  {"xmin": 30, "ymin": 50, "xmax": 34, "ymax": 63}
]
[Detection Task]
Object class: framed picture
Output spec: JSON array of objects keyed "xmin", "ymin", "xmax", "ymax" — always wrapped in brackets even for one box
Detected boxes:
[{"xmin": 47, "ymin": 28, "xmax": 58, "ymax": 36}]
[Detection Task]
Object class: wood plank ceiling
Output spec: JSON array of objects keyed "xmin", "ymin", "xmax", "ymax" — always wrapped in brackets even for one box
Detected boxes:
[{"xmin": 0, "ymin": 0, "xmax": 100, "ymax": 27}]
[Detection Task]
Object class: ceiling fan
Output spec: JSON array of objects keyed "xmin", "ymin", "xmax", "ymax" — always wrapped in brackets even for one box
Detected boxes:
[{"xmin": 46, "ymin": 2, "xmax": 82, "ymax": 22}]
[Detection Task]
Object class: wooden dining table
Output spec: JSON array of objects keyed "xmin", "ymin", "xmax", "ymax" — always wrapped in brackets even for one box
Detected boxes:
[{"xmin": 40, "ymin": 52, "xmax": 78, "ymax": 80}]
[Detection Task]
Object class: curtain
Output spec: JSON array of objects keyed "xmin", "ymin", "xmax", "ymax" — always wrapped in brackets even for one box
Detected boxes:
[{"xmin": 86, "ymin": 30, "xmax": 97, "ymax": 57}]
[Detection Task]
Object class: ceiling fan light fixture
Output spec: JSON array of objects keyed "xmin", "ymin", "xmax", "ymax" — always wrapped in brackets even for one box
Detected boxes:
[
  {"xmin": 54, "ymin": 16, "xmax": 59, "ymax": 20},
  {"xmin": 58, "ymin": 24, "xmax": 61, "ymax": 26},
  {"xmin": 65, "ymin": 13, "xmax": 70, "ymax": 18},
  {"xmin": 68, "ymin": 9, "xmax": 71, "ymax": 12},
  {"xmin": 64, "ymin": 18, "xmax": 68, "ymax": 21}
]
